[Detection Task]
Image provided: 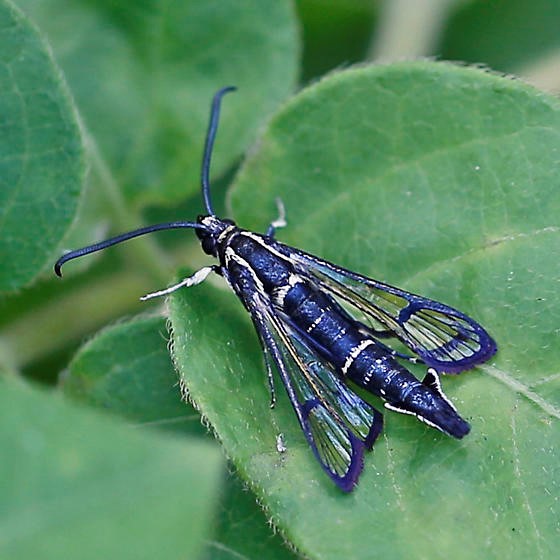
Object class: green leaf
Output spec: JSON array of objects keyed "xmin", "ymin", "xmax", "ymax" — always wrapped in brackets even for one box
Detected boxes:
[
  {"xmin": 18, "ymin": 0, "xmax": 299, "ymax": 206},
  {"xmin": 63, "ymin": 314, "xmax": 201, "ymax": 436},
  {"xmin": 209, "ymin": 474, "xmax": 300, "ymax": 560},
  {"xmin": 170, "ymin": 62, "xmax": 560, "ymax": 559},
  {"xmin": 0, "ymin": 0, "xmax": 299, "ymax": 370},
  {"xmin": 0, "ymin": 376, "xmax": 223, "ymax": 560},
  {"xmin": 296, "ymin": 0, "xmax": 377, "ymax": 82},
  {"xmin": 0, "ymin": 0, "xmax": 84, "ymax": 292},
  {"xmin": 63, "ymin": 314, "xmax": 297, "ymax": 560},
  {"xmin": 440, "ymin": 0, "xmax": 560, "ymax": 72}
]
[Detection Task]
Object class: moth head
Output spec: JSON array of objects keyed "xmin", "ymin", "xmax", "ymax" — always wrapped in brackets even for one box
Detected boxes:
[{"xmin": 196, "ymin": 215, "xmax": 236, "ymax": 256}]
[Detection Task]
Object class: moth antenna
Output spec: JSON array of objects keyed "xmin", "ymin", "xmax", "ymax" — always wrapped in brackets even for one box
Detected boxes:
[
  {"xmin": 201, "ymin": 86, "xmax": 237, "ymax": 216},
  {"xmin": 54, "ymin": 221, "xmax": 203, "ymax": 277}
]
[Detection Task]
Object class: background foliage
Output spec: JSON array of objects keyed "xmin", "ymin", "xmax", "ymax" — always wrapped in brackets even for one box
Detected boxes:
[{"xmin": 1, "ymin": 1, "xmax": 559, "ymax": 559}]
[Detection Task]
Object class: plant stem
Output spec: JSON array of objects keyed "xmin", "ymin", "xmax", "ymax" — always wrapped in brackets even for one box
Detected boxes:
[{"xmin": 0, "ymin": 270, "xmax": 160, "ymax": 369}]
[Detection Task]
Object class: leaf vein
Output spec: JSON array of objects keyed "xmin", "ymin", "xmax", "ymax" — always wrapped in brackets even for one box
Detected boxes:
[
  {"xmin": 204, "ymin": 540, "xmax": 252, "ymax": 560},
  {"xmin": 511, "ymin": 409, "xmax": 544, "ymax": 556},
  {"xmin": 485, "ymin": 365, "xmax": 560, "ymax": 420},
  {"xmin": 404, "ymin": 225, "xmax": 559, "ymax": 285},
  {"xmin": 289, "ymin": 128, "xmax": 559, "ymax": 240},
  {"xmin": 382, "ymin": 430, "xmax": 405, "ymax": 512}
]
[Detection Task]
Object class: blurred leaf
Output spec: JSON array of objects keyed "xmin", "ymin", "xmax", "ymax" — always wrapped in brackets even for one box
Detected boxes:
[
  {"xmin": 0, "ymin": 0, "xmax": 84, "ymax": 292},
  {"xmin": 18, "ymin": 0, "xmax": 299, "ymax": 206},
  {"xmin": 439, "ymin": 0, "xmax": 560, "ymax": 72},
  {"xmin": 63, "ymin": 314, "xmax": 199, "ymax": 436},
  {"xmin": 296, "ymin": 0, "xmax": 377, "ymax": 82},
  {"xmin": 206, "ymin": 474, "xmax": 300, "ymax": 560},
  {"xmin": 63, "ymin": 314, "xmax": 297, "ymax": 560},
  {"xmin": 1, "ymin": 0, "xmax": 298, "ymax": 374},
  {"xmin": 0, "ymin": 376, "xmax": 223, "ymax": 560},
  {"xmin": 170, "ymin": 62, "xmax": 560, "ymax": 559}
]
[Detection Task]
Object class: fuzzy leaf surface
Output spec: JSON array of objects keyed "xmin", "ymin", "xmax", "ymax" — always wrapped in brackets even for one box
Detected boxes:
[{"xmin": 171, "ymin": 62, "xmax": 560, "ymax": 559}]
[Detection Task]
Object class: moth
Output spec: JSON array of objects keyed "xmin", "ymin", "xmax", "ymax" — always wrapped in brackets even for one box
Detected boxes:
[{"xmin": 55, "ymin": 87, "xmax": 497, "ymax": 491}]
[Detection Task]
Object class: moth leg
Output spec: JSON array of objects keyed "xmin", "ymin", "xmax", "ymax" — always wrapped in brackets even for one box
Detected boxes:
[
  {"xmin": 380, "ymin": 342, "xmax": 423, "ymax": 364},
  {"xmin": 263, "ymin": 345, "xmax": 277, "ymax": 408},
  {"xmin": 374, "ymin": 338, "xmax": 424, "ymax": 364},
  {"xmin": 367, "ymin": 328, "xmax": 397, "ymax": 338},
  {"xmin": 356, "ymin": 322, "xmax": 424, "ymax": 364},
  {"xmin": 266, "ymin": 197, "xmax": 287, "ymax": 237},
  {"xmin": 140, "ymin": 265, "xmax": 218, "ymax": 301},
  {"xmin": 393, "ymin": 351, "xmax": 423, "ymax": 364},
  {"xmin": 254, "ymin": 322, "xmax": 278, "ymax": 407}
]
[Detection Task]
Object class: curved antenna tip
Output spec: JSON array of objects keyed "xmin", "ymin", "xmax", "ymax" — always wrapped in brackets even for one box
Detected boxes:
[
  {"xmin": 218, "ymin": 85, "xmax": 237, "ymax": 95},
  {"xmin": 54, "ymin": 257, "xmax": 67, "ymax": 277}
]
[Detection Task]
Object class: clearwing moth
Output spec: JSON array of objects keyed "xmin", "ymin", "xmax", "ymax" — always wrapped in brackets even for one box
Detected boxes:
[{"xmin": 55, "ymin": 87, "xmax": 497, "ymax": 491}]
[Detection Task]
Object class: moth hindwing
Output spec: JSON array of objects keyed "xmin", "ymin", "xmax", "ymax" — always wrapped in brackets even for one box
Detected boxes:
[{"xmin": 55, "ymin": 87, "xmax": 497, "ymax": 492}]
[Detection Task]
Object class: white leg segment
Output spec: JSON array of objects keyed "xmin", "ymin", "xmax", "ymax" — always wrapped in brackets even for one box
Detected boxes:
[
  {"xmin": 271, "ymin": 197, "xmax": 287, "ymax": 230},
  {"xmin": 266, "ymin": 197, "xmax": 287, "ymax": 236},
  {"xmin": 140, "ymin": 266, "xmax": 215, "ymax": 301}
]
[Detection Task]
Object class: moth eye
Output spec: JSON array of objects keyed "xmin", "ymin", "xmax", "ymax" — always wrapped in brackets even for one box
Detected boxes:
[{"xmin": 201, "ymin": 235, "xmax": 217, "ymax": 256}]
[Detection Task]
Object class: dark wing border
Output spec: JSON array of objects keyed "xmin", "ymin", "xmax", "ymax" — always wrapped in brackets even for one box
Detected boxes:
[
  {"xmin": 233, "ymin": 272, "xmax": 383, "ymax": 491},
  {"xmin": 273, "ymin": 242, "xmax": 497, "ymax": 373}
]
